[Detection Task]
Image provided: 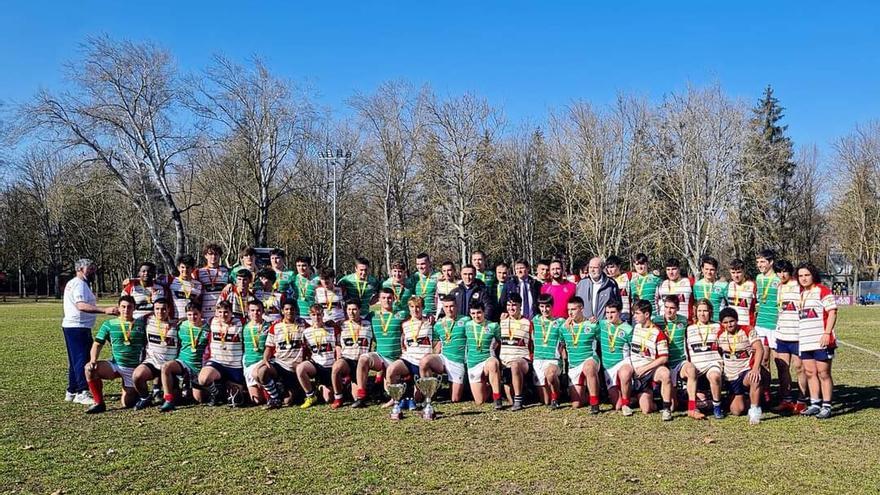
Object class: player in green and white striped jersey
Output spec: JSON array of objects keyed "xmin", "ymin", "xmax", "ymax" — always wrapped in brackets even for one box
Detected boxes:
[
  {"xmin": 383, "ymin": 260, "xmax": 413, "ymax": 315},
  {"xmin": 464, "ymin": 302, "xmax": 503, "ymax": 407},
  {"xmin": 291, "ymin": 256, "xmax": 317, "ymax": 318},
  {"xmin": 532, "ymin": 294, "xmax": 563, "ymax": 409},
  {"xmin": 352, "ymin": 288, "xmax": 407, "ymax": 408},
  {"xmin": 420, "ymin": 295, "xmax": 468, "ymax": 402},
  {"xmin": 242, "ymin": 300, "xmax": 272, "ymax": 405},
  {"xmin": 692, "ymin": 256, "xmax": 728, "ymax": 322},
  {"xmin": 407, "ymin": 253, "xmax": 439, "ymax": 316},
  {"xmin": 338, "ymin": 257, "xmax": 381, "ymax": 317},
  {"xmin": 159, "ymin": 302, "xmax": 210, "ymax": 412},
  {"xmin": 228, "ymin": 246, "xmax": 259, "ymax": 284},
  {"xmin": 754, "ymin": 249, "xmax": 781, "ymax": 404},
  {"xmin": 269, "ymin": 248, "xmax": 296, "ymax": 295},
  {"xmin": 471, "ymin": 250, "xmax": 496, "ymax": 294},
  {"xmin": 629, "ymin": 253, "xmax": 661, "ymax": 316},
  {"xmin": 598, "ymin": 301, "xmax": 635, "ymax": 415}
]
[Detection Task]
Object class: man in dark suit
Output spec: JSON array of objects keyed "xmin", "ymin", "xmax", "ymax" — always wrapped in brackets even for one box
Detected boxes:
[
  {"xmin": 449, "ymin": 264, "xmax": 494, "ymax": 319},
  {"xmin": 499, "ymin": 259, "xmax": 543, "ymax": 319}
]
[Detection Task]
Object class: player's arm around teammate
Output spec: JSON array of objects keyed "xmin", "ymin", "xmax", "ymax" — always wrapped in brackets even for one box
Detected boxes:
[
  {"xmin": 420, "ymin": 296, "xmax": 468, "ymax": 403},
  {"xmin": 629, "ymin": 299, "xmax": 674, "ymax": 420}
]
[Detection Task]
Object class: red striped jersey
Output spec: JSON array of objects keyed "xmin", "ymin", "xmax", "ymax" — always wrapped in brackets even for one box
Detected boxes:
[
  {"xmin": 726, "ymin": 281, "xmax": 756, "ymax": 328},
  {"xmin": 656, "ymin": 277, "xmax": 694, "ymax": 321},
  {"xmin": 300, "ymin": 323, "xmax": 337, "ymax": 368},
  {"xmin": 629, "ymin": 323, "xmax": 669, "ymax": 369},
  {"xmin": 121, "ymin": 280, "xmax": 168, "ymax": 320},
  {"xmin": 685, "ymin": 323, "xmax": 722, "ymax": 374},
  {"xmin": 314, "ymin": 286, "xmax": 345, "ymax": 323},
  {"xmin": 498, "ymin": 316, "xmax": 533, "ymax": 365},
  {"xmin": 166, "ymin": 276, "xmax": 203, "ymax": 319},
  {"xmin": 206, "ymin": 316, "xmax": 245, "ymax": 368},
  {"xmin": 196, "ymin": 266, "xmax": 229, "ymax": 320},
  {"xmin": 266, "ymin": 321, "xmax": 307, "ymax": 370},
  {"xmin": 338, "ymin": 319, "xmax": 373, "ymax": 361},
  {"xmin": 401, "ymin": 318, "xmax": 435, "ymax": 365},
  {"xmin": 798, "ymin": 284, "xmax": 837, "ymax": 352},
  {"xmin": 717, "ymin": 326, "xmax": 758, "ymax": 380},
  {"xmin": 775, "ymin": 280, "xmax": 801, "ymax": 342},
  {"xmin": 143, "ymin": 316, "xmax": 180, "ymax": 367}
]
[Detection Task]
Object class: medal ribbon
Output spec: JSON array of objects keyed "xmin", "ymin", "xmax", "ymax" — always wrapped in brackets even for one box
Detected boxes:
[
  {"xmin": 471, "ymin": 322, "xmax": 486, "ymax": 351},
  {"xmin": 571, "ymin": 321, "xmax": 585, "ymax": 347},
  {"xmin": 442, "ymin": 318, "xmax": 454, "ymax": 343},
  {"xmin": 608, "ymin": 322, "xmax": 619, "ymax": 352},
  {"xmin": 541, "ymin": 317, "xmax": 552, "ymax": 345},
  {"xmin": 379, "ymin": 311, "xmax": 393, "ymax": 336},
  {"xmin": 120, "ymin": 318, "xmax": 132, "ymax": 345}
]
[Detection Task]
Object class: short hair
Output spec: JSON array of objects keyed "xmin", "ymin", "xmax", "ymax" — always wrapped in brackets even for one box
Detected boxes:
[
  {"xmin": 719, "ymin": 307, "xmax": 738, "ymax": 322},
  {"xmin": 549, "ymin": 259, "xmax": 564, "ymax": 268},
  {"xmin": 139, "ymin": 261, "xmax": 157, "ymax": 272},
  {"xmin": 440, "ymin": 294, "xmax": 456, "ymax": 303},
  {"xmin": 461, "ymin": 264, "xmax": 477, "ymax": 272},
  {"xmin": 176, "ymin": 254, "xmax": 196, "ymax": 268},
  {"xmin": 270, "ymin": 248, "xmax": 286, "ymax": 258},
  {"xmin": 416, "ymin": 252, "xmax": 431, "ymax": 261},
  {"xmin": 216, "ymin": 300, "xmax": 233, "ymax": 311},
  {"xmin": 320, "ymin": 268, "xmax": 336, "ymax": 280},
  {"xmin": 507, "ymin": 293, "xmax": 522, "ymax": 304},
  {"xmin": 236, "ymin": 269, "xmax": 253, "ymax": 280},
  {"xmin": 152, "ymin": 297, "xmax": 169, "ymax": 307},
  {"xmin": 390, "ymin": 260, "xmax": 407, "ymax": 271},
  {"xmin": 757, "ymin": 249, "xmax": 777, "ymax": 262},
  {"xmin": 633, "ymin": 299, "xmax": 652, "ymax": 315},
  {"xmin": 494, "ymin": 262, "xmax": 509, "ymax": 270},
  {"xmin": 605, "ymin": 255, "xmax": 623, "ymax": 267},
  {"xmin": 696, "ymin": 298, "xmax": 713, "ymax": 315},
  {"xmin": 354, "ymin": 257, "xmax": 370, "ymax": 267},
  {"xmin": 282, "ymin": 299, "xmax": 297, "ymax": 310},
  {"xmin": 773, "ymin": 259, "xmax": 794, "ymax": 274},
  {"xmin": 729, "ymin": 258, "xmax": 746, "ymax": 270},
  {"xmin": 700, "ymin": 256, "xmax": 718, "ymax": 269},
  {"xmin": 606, "ymin": 300, "xmax": 622, "ymax": 311},
  {"xmin": 441, "ymin": 260, "xmax": 456, "ymax": 270},
  {"xmin": 257, "ymin": 268, "xmax": 276, "ymax": 282},
  {"xmin": 203, "ymin": 243, "xmax": 223, "ymax": 256},
  {"xmin": 537, "ymin": 294, "xmax": 554, "ymax": 306},
  {"xmin": 470, "ymin": 302, "xmax": 485, "ymax": 311},
  {"xmin": 308, "ymin": 303, "xmax": 322, "ymax": 313},
  {"xmin": 408, "ymin": 296, "xmax": 425, "ymax": 308},
  {"xmin": 471, "ymin": 250, "xmax": 486, "ymax": 258},
  {"xmin": 345, "ymin": 299, "xmax": 361, "ymax": 309},
  {"xmin": 75, "ymin": 258, "xmax": 95, "ymax": 272},
  {"xmin": 536, "ymin": 258, "xmax": 551, "ymax": 268},
  {"xmin": 663, "ymin": 295, "xmax": 679, "ymax": 306},
  {"xmin": 633, "ymin": 253, "xmax": 649, "ymax": 264},
  {"xmin": 664, "ymin": 258, "xmax": 680, "ymax": 268},
  {"xmin": 184, "ymin": 301, "xmax": 202, "ymax": 313},
  {"xmin": 514, "ymin": 259, "xmax": 530, "ymax": 269},
  {"xmin": 378, "ymin": 287, "xmax": 395, "ymax": 297},
  {"xmin": 569, "ymin": 296, "xmax": 584, "ymax": 307},
  {"xmin": 239, "ymin": 246, "xmax": 256, "ymax": 257},
  {"xmin": 795, "ymin": 262, "xmax": 821, "ymax": 285},
  {"xmin": 295, "ymin": 256, "xmax": 312, "ymax": 265},
  {"xmin": 248, "ymin": 299, "xmax": 265, "ymax": 310}
]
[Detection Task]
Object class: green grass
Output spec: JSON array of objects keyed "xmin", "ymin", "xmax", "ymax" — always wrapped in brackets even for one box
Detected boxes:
[{"xmin": 2, "ymin": 302, "xmax": 880, "ymax": 494}]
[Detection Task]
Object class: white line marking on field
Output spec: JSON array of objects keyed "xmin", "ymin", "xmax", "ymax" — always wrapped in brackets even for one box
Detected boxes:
[
  {"xmin": 834, "ymin": 368, "xmax": 880, "ymax": 372},
  {"xmin": 837, "ymin": 339, "xmax": 880, "ymax": 360}
]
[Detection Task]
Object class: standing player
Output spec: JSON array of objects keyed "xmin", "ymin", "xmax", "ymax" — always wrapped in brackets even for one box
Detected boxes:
[
  {"xmin": 630, "ymin": 253, "xmax": 661, "ymax": 316},
  {"xmin": 261, "ymin": 301, "xmax": 307, "ymax": 409},
  {"xmin": 540, "ymin": 259, "xmax": 577, "ymax": 319},
  {"xmin": 298, "ymin": 304, "xmax": 338, "ymax": 409},
  {"xmin": 796, "ymin": 263, "xmax": 837, "ymax": 419},
  {"xmin": 132, "ymin": 298, "xmax": 179, "ymax": 409},
  {"xmin": 166, "ymin": 254, "xmax": 203, "ymax": 320},
  {"xmin": 559, "ymin": 297, "xmax": 601, "ymax": 413},
  {"xmin": 598, "ymin": 302, "xmax": 635, "ymax": 415},
  {"xmin": 159, "ymin": 302, "xmax": 210, "ymax": 412},
  {"xmin": 717, "ymin": 307, "xmax": 764, "ymax": 424},
  {"xmin": 420, "ymin": 296, "xmax": 468, "ymax": 403},
  {"xmin": 292, "ymin": 256, "xmax": 317, "ymax": 318},
  {"xmin": 535, "ymin": 259, "xmax": 551, "ymax": 284},
  {"xmin": 332, "ymin": 301, "xmax": 373, "ymax": 407},
  {"xmin": 84, "ymin": 296, "xmax": 146, "ymax": 413},
  {"xmin": 353, "ymin": 288, "xmax": 407, "ymax": 408},
  {"xmin": 726, "ymin": 259, "xmax": 757, "ymax": 329},
  {"xmin": 229, "ymin": 246, "xmax": 258, "ymax": 283},
  {"xmin": 436, "ymin": 261, "xmax": 459, "ymax": 316},
  {"xmin": 656, "ymin": 295, "xmax": 689, "ymax": 412},
  {"xmin": 254, "ymin": 268, "xmax": 284, "ymax": 323},
  {"xmin": 338, "ymin": 258, "xmax": 380, "ymax": 318},
  {"xmin": 387, "ymin": 297, "xmax": 435, "ymax": 416},
  {"xmin": 629, "ymin": 299, "xmax": 674, "ymax": 421},
  {"xmin": 220, "ymin": 269, "xmax": 256, "ymax": 320},
  {"xmin": 269, "ymin": 248, "xmax": 296, "ymax": 295},
  {"xmin": 498, "ymin": 294, "xmax": 534, "ymax": 411},
  {"xmin": 121, "ymin": 261, "xmax": 168, "ymax": 320},
  {"xmin": 605, "ymin": 256, "xmax": 632, "ymax": 321},
  {"xmin": 242, "ymin": 300, "xmax": 271, "ymax": 405},
  {"xmin": 315, "ymin": 268, "xmax": 346, "ymax": 324},
  {"xmin": 692, "ymin": 256, "xmax": 728, "ymax": 322},
  {"xmin": 383, "ymin": 261, "xmax": 413, "ymax": 315},
  {"xmin": 755, "ymin": 249, "xmax": 781, "ymax": 401},
  {"xmin": 656, "ymin": 258, "xmax": 694, "ymax": 322},
  {"xmin": 472, "ymin": 250, "xmax": 496, "ymax": 294},
  {"xmin": 532, "ymin": 295, "xmax": 563, "ymax": 409},
  {"xmin": 196, "ymin": 243, "xmax": 229, "ymax": 321},
  {"xmin": 464, "ymin": 302, "xmax": 503, "ymax": 407},
  {"xmin": 198, "ymin": 301, "xmax": 246, "ymax": 407},
  {"xmin": 685, "ymin": 300, "xmax": 725, "ymax": 419},
  {"xmin": 408, "ymin": 253, "xmax": 439, "ymax": 316},
  {"xmin": 773, "ymin": 259, "xmax": 808, "ymax": 414}
]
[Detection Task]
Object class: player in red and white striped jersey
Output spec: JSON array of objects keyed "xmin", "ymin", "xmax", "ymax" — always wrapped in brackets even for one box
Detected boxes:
[
  {"xmin": 726, "ymin": 259, "xmax": 756, "ymax": 329},
  {"xmin": 656, "ymin": 258, "xmax": 694, "ymax": 322},
  {"xmin": 198, "ymin": 301, "xmax": 246, "ymax": 406},
  {"xmin": 630, "ymin": 299, "xmax": 674, "ymax": 420},
  {"xmin": 717, "ymin": 307, "xmax": 764, "ymax": 424},
  {"xmin": 772, "ymin": 259, "xmax": 808, "ymax": 414},
  {"xmin": 261, "ymin": 301, "xmax": 308, "ymax": 409},
  {"xmin": 166, "ymin": 255, "xmax": 202, "ymax": 320},
  {"xmin": 498, "ymin": 294, "xmax": 534, "ymax": 411},
  {"xmin": 121, "ymin": 261, "xmax": 168, "ymax": 320},
  {"xmin": 132, "ymin": 298, "xmax": 179, "ymax": 410},
  {"xmin": 254, "ymin": 268, "xmax": 284, "ymax": 323},
  {"xmin": 332, "ymin": 301, "xmax": 373, "ymax": 408},
  {"xmin": 684, "ymin": 300, "xmax": 723, "ymax": 419},
  {"xmin": 196, "ymin": 243, "xmax": 229, "ymax": 321},
  {"xmin": 297, "ymin": 304, "xmax": 338, "ymax": 409},
  {"xmin": 796, "ymin": 263, "xmax": 838, "ymax": 419}
]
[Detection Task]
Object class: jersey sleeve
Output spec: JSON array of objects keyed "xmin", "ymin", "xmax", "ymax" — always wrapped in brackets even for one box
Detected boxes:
[
  {"xmin": 95, "ymin": 321, "xmax": 110, "ymax": 344},
  {"xmin": 265, "ymin": 322, "xmax": 278, "ymax": 347},
  {"xmin": 820, "ymin": 285, "xmax": 837, "ymax": 311},
  {"xmin": 654, "ymin": 329, "xmax": 669, "ymax": 357}
]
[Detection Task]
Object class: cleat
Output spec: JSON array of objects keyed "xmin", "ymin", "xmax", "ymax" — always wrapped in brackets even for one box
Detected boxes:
[
  {"xmin": 85, "ymin": 402, "xmax": 106, "ymax": 414},
  {"xmin": 134, "ymin": 397, "xmax": 153, "ymax": 411},
  {"xmin": 549, "ymin": 400, "xmax": 560, "ymax": 410},
  {"xmin": 227, "ymin": 389, "xmax": 245, "ymax": 408},
  {"xmin": 801, "ymin": 404, "xmax": 821, "ymax": 416},
  {"xmin": 301, "ymin": 395, "xmax": 318, "ymax": 409},
  {"xmin": 661, "ymin": 408, "xmax": 673, "ymax": 421},
  {"xmin": 511, "ymin": 401, "xmax": 523, "ymax": 412},
  {"xmin": 688, "ymin": 409, "xmax": 706, "ymax": 420},
  {"xmin": 793, "ymin": 402, "xmax": 807, "ymax": 415},
  {"xmin": 264, "ymin": 399, "xmax": 282, "ymax": 410},
  {"xmin": 590, "ymin": 405, "xmax": 600, "ymax": 415},
  {"xmin": 65, "ymin": 391, "xmax": 77, "ymax": 402},
  {"xmin": 351, "ymin": 399, "xmax": 367, "ymax": 409},
  {"xmin": 713, "ymin": 406, "xmax": 725, "ymax": 419},
  {"xmin": 330, "ymin": 399, "xmax": 343, "ymax": 409},
  {"xmin": 152, "ymin": 388, "xmax": 163, "ymax": 403},
  {"xmin": 621, "ymin": 405, "xmax": 634, "ymax": 417},
  {"xmin": 748, "ymin": 406, "xmax": 762, "ymax": 425},
  {"xmin": 816, "ymin": 407, "xmax": 832, "ymax": 420},
  {"xmin": 493, "ymin": 399, "xmax": 504, "ymax": 411},
  {"xmin": 773, "ymin": 401, "xmax": 795, "ymax": 415},
  {"xmin": 74, "ymin": 391, "xmax": 96, "ymax": 405},
  {"xmin": 159, "ymin": 401, "xmax": 175, "ymax": 413}
]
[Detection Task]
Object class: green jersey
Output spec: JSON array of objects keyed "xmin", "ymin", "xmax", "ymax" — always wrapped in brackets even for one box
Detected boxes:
[
  {"xmin": 274, "ymin": 270, "xmax": 296, "ymax": 295},
  {"xmin": 559, "ymin": 320, "xmax": 599, "ymax": 367},
  {"xmin": 290, "ymin": 273, "xmax": 317, "ymax": 317},
  {"xmin": 630, "ymin": 273, "xmax": 661, "ymax": 314},
  {"xmin": 476, "ymin": 270, "xmax": 497, "ymax": 293},
  {"xmin": 338, "ymin": 273, "xmax": 380, "ymax": 315},
  {"xmin": 755, "ymin": 273, "xmax": 781, "ymax": 329},
  {"xmin": 242, "ymin": 320, "xmax": 271, "ymax": 367},
  {"xmin": 692, "ymin": 279, "xmax": 729, "ymax": 321},
  {"xmin": 531, "ymin": 316, "xmax": 562, "ymax": 363},
  {"xmin": 382, "ymin": 278, "xmax": 413, "ymax": 315},
  {"xmin": 407, "ymin": 272, "xmax": 439, "ymax": 315},
  {"xmin": 229, "ymin": 264, "xmax": 259, "ymax": 284},
  {"xmin": 463, "ymin": 319, "xmax": 500, "ymax": 367},
  {"xmin": 371, "ymin": 310, "xmax": 407, "ymax": 360},
  {"xmin": 598, "ymin": 320, "xmax": 633, "ymax": 369},
  {"xmin": 177, "ymin": 321, "xmax": 210, "ymax": 372},
  {"xmin": 657, "ymin": 315, "xmax": 688, "ymax": 365},
  {"xmin": 94, "ymin": 318, "xmax": 147, "ymax": 368},
  {"xmin": 434, "ymin": 316, "xmax": 467, "ymax": 364}
]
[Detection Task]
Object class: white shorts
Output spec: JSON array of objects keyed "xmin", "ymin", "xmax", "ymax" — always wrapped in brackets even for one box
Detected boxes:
[
  {"xmin": 110, "ymin": 362, "xmax": 136, "ymax": 388},
  {"xmin": 602, "ymin": 360, "xmax": 629, "ymax": 389},
  {"xmin": 567, "ymin": 358, "xmax": 596, "ymax": 386},
  {"xmin": 244, "ymin": 362, "xmax": 262, "ymax": 388},
  {"xmin": 366, "ymin": 352, "xmax": 393, "ymax": 370},
  {"xmin": 755, "ymin": 326, "xmax": 776, "ymax": 350},
  {"xmin": 532, "ymin": 359, "xmax": 560, "ymax": 386},
  {"xmin": 467, "ymin": 360, "xmax": 488, "ymax": 383},
  {"xmin": 440, "ymin": 354, "xmax": 465, "ymax": 384}
]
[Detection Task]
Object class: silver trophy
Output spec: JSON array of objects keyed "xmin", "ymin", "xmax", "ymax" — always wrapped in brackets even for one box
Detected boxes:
[
  {"xmin": 386, "ymin": 383, "xmax": 407, "ymax": 420},
  {"xmin": 415, "ymin": 376, "xmax": 441, "ymax": 420}
]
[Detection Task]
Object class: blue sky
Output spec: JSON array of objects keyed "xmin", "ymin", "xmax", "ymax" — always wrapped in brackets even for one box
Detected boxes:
[{"xmin": 2, "ymin": 1, "xmax": 878, "ymax": 159}]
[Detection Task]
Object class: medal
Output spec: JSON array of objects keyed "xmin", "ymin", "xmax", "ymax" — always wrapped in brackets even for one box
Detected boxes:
[
  {"xmin": 442, "ymin": 318, "xmax": 454, "ymax": 343},
  {"xmin": 471, "ymin": 322, "xmax": 486, "ymax": 351},
  {"xmin": 120, "ymin": 318, "xmax": 132, "ymax": 346}
]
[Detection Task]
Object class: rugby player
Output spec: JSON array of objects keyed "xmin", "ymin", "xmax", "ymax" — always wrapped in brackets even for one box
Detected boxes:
[
  {"xmin": 353, "ymin": 288, "xmax": 406, "ymax": 408},
  {"xmin": 796, "ymin": 262, "xmax": 837, "ymax": 419},
  {"xmin": 338, "ymin": 258, "xmax": 380, "ymax": 317},
  {"xmin": 656, "ymin": 258, "xmax": 694, "ymax": 322},
  {"xmin": 717, "ymin": 307, "xmax": 764, "ymax": 424},
  {"xmin": 159, "ymin": 302, "xmax": 210, "ymax": 412},
  {"xmin": 692, "ymin": 256, "xmax": 727, "ymax": 322},
  {"xmin": 331, "ymin": 301, "xmax": 373, "ymax": 407},
  {"xmin": 463, "ymin": 302, "xmax": 503, "ymax": 407},
  {"xmin": 531, "ymin": 294, "xmax": 563, "ymax": 409},
  {"xmin": 498, "ymin": 294, "xmax": 534, "ymax": 411},
  {"xmin": 198, "ymin": 300, "xmax": 246, "ymax": 407},
  {"xmin": 242, "ymin": 300, "xmax": 271, "ymax": 405},
  {"xmin": 420, "ymin": 296, "xmax": 468, "ymax": 402},
  {"xmin": 132, "ymin": 298, "xmax": 179, "ymax": 410},
  {"xmin": 261, "ymin": 300, "xmax": 307, "ymax": 409},
  {"xmin": 597, "ymin": 301, "xmax": 635, "ymax": 415},
  {"xmin": 559, "ymin": 296, "xmax": 600, "ymax": 413},
  {"xmin": 196, "ymin": 243, "xmax": 229, "ymax": 321},
  {"xmin": 629, "ymin": 299, "xmax": 674, "ymax": 421}
]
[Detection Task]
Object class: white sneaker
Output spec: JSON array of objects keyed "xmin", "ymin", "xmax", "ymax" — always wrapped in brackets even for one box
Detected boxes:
[
  {"xmin": 65, "ymin": 391, "xmax": 76, "ymax": 402},
  {"xmin": 621, "ymin": 405, "xmax": 634, "ymax": 417},
  {"xmin": 661, "ymin": 408, "xmax": 673, "ymax": 421},
  {"xmin": 74, "ymin": 391, "xmax": 96, "ymax": 405},
  {"xmin": 748, "ymin": 406, "xmax": 762, "ymax": 425}
]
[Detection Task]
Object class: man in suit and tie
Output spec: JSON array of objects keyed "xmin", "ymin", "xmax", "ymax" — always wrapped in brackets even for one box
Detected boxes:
[{"xmin": 499, "ymin": 259, "xmax": 543, "ymax": 319}]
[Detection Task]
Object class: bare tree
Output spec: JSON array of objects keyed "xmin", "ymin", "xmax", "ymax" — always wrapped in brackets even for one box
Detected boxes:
[{"xmin": 29, "ymin": 36, "xmax": 195, "ymax": 270}]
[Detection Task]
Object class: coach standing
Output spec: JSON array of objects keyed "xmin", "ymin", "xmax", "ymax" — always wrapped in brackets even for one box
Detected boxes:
[{"xmin": 62, "ymin": 258, "xmax": 118, "ymax": 404}]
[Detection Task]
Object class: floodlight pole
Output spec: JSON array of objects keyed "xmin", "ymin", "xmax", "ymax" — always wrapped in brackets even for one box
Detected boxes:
[{"xmin": 319, "ymin": 148, "xmax": 351, "ymax": 273}]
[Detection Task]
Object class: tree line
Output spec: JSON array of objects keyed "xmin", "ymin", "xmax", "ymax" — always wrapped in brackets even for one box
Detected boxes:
[{"xmin": 0, "ymin": 36, "xmax": 875, "ymax": 297}]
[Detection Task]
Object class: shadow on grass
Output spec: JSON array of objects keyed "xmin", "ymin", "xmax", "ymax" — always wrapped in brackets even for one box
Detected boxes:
[{"xmin": 830, "ymin": 384, "xmax": 880, "ymax": 416}]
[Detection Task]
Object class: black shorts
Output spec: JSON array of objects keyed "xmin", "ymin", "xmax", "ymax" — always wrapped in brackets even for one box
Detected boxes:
[
  {"xmin": 271, "ymin": 362, "xmax": 299, "ymax": 390},
  {"xmin": 632, "ymin": 369, "xmax": 657, "ymax": 394},
  {"xmin": 141, "ymin": 362, "xmax": 161, "ymax": 377},
  {"xmin": 502, "ymin": 359, "xmax": 533, "ymax": 385},
  {"xmin": 310, "ymin": 361, "xmax": 333, "ymax": 386},
  {"xmin": 402, "ymin": 359, "xmax": 420, "ymax": 380},
  {"xmin": 204, "ymin": 361, "xmax": 245, "ymax": 385},
  {"xmin": 726, "ymin": 371, "xmax": 750, "ymax": 396},
  {"xmin": 344, "ymin": 358, "xmax": 359, "ymax": 372}
]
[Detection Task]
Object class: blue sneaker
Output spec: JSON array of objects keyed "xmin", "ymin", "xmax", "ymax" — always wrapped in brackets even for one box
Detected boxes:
[
  {"xmin": 406, "ymin": 398, "xmax": 417, "ymax": 411},
  {"xmin": 713, "ymin": 405, "xmax": 725, "ymax": 419}
]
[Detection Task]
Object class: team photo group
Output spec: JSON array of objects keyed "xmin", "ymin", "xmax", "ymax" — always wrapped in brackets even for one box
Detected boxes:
[{"xmin": 61, "ymin": 244, "xmax": 838, "ymax": 424}]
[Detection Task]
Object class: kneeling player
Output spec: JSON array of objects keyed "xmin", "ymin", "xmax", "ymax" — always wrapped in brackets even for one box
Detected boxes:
[
  {"xmin": 656, "ymin": 295, "xmax": 690, "ymax": 415},
  {"xmin": 160, "ymin": 303, "xmax": 209, "ymax": 412},
  {"xmin": 629, "ymin": 299, "xmax": 674, "ymax": 421},
  {"xmin": 718, "ymin": 307, "xmax": 764, "ymax": 424},
  {"xmin": 387, "ymin": 296, "xmax": 435, "ymax": 416},
  {"xmin": 598, "ymin": 302, "xmax": 634, "ymax": 415},
  {"xmin": 132, "ymin": 298, "xmax": 179, "ymax": 410},
  {"xmin": 84, "ymin": 296, "xmax": 146, "ymax": 413},
  {"xmin": 531, "ymin": 295, "xmax": 563, "ymax": 409},
  {"xmin": 354, "ymin": 288, "xmax": 406, "ymax": 408},
  {"xmin": 421, "ymin": 296, "xmax": 468, "ymax": 402},
  {"xmin": 498, "ymin": 294, "xmax": 533, "ymax": 411},
  {"xmin": 243, "ymin": 300, "xmax": 271, "ymax": 405},
  {"xmin": 560, "ymin": 296, "xmax": 600, "ymax": 413},
  {"xmin": 260, "ymin": 301, "xmax": 306, "ymax": 408},
  {"xmin": 332, "ymin": 301, "xmax": 373, "ymax": 407},
  {"xmin": 684, "ymin": 300, "xmax": 724, "ymax": 419},
  {"xmin": 298, "ymin": 304, "xmax": 338, "ymax": 408},
  {"xmin": 464, "ymin": 303, "xmax": 503, "ymax": 408},
  {"xmin": 198, "ymin": 301, "xmax": 247, "ymax": 406}
]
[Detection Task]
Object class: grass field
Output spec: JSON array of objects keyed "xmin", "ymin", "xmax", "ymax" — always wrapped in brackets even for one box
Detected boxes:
[{"xmin": 1, "ymin": 302, "xmax": 879, "ymax": 495}]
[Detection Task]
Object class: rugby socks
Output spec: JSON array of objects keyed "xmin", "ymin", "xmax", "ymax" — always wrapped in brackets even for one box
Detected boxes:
[
  {"xmin": 811, "ymin": 398, "xmax": 821, "ymax": 407},
  {"xmin": 662, "ymin": 401, "xmax": 672, "ymax": 411},
  {"xmin": 589, "ymin": 395, "xmax": 599, "ymax": 406},
  {"xmin": 305, "ymin": 390, "xmax": 316, "ymax": 398},
  {"xmin": 688, "ymin": 400, "xmax": 697, "ymax": 411},
  {"xmin": 87, "ymin": 379, "xmax": 104, "ymax": 405},
  {"xmin": 492, "ymin": 392, "xmax": 502, "ymax": 401},
  {"xmin": 550, "ymin": 391, "xmax": 559, "ymax": 402},
  {"xmin": 513, "ymin": 394, "xmax": 523, "ymax": 405},
  {"xmin": 163, "ymin": 393, "xmax": 174, "ymax": 404},
  {"xmin": 821, "ymin": 401, "xmax": 831, "ymax": 410},
  {"xmin": 264, "ymin": 379, "xmax": 281, "ymax": 401},
  {"xmin": 356, "ymin": 388, "xmax": 367, "ymax": 400},
  {"xmin": 334, "ymin": 393, "xmax": 344, "ymax": 400}
]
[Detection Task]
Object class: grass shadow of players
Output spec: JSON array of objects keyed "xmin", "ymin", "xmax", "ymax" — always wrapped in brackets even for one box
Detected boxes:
[{"xmin": 828, "ymin": 384, "xmax": 880, "ymax": 416}]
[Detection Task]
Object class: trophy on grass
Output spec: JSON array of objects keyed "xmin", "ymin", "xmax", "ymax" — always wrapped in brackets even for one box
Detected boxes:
[
  {"xmin": 387, "ymin": 383, "xmax": 407, "ymax": 421},
  {"xmin": 415, "ymin": 376, "xmax": 441, "ymax": 420}
]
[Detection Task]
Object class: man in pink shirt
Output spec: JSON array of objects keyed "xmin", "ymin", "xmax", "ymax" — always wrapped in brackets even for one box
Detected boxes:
[{"xmin": 540, "ymin": 260, "xmax": 577, "ymax": 318}]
